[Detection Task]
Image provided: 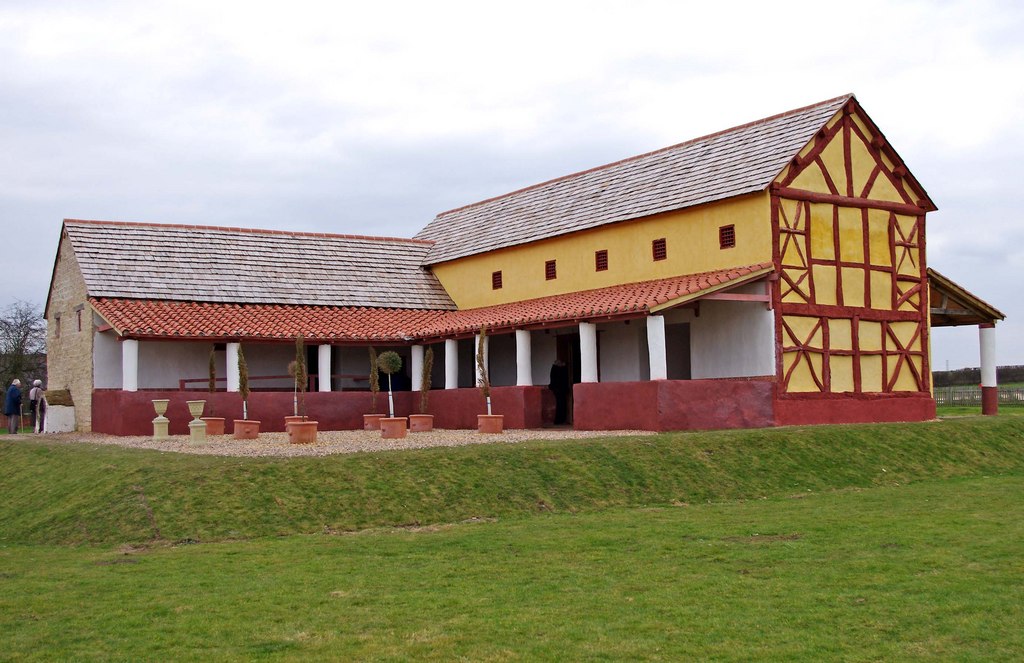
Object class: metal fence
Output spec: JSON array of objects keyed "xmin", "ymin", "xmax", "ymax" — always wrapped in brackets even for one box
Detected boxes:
[{"xmin": 933, "ymin": 386, "xmax": 1024, "ymax": 406}]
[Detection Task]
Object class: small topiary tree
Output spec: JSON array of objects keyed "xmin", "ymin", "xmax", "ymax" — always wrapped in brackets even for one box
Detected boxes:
[
  {"xmin": 476, "ymin": 326, "xmax": 492, "ymax": 415},
  {"xmin": 290, "ymin": 334, "xmax": 308, "ymax": 418},
  {"xmin": 368, "ymin": 346, "xmax": 380, "ymax": 412},
  {"xmin": 238, "ymin": 345, "xmax": 250, "ymax": 420},
  {"xmin": 377, "ymin": 350, "xmax": 402, "ymax": 418},
  {"xmin": 419, "ymin": 346, "xmax": 434, "ymax": 414},
  {"xmin": 207, "ymin": 347, "xmax": 217, "ymax": 416}
]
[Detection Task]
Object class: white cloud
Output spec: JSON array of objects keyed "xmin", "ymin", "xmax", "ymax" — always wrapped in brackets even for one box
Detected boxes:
[{"xmin": 1, "ymin": 0, "xmax": 1022, "ymax": 367}]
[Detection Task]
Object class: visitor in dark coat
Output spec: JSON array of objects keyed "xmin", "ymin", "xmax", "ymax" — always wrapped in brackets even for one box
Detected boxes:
[{"xmin": 5, "ymin": 379, "xmax": 22, "ymax": 434}]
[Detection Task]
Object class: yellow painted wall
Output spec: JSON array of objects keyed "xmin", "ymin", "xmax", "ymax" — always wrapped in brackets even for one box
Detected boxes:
[
  {"xmin": 776, "ymin": 106, "xmax": 929, "ymax": 395},
  {"xmin": 431, "ymin": 192, "xmax": 771, "ymax": 309}
]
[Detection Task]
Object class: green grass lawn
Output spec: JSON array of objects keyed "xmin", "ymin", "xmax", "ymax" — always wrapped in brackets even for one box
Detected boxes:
[
  {"xmin": 2, "ymin": 416, "xmax": 1024, "ymax": 660},
  {"xmin": 2, "ymin": 475, "xmax": 1022, "ymax": 660}
]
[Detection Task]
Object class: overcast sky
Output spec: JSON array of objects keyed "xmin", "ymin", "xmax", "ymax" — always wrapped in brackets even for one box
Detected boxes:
[{"xmin": 1, "ymin": 0, "xmax": 1021, "ymax": 369}]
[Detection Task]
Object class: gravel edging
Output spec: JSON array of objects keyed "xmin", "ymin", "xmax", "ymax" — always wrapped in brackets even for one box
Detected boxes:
[{"xmin": 33, "ymin": 428, "xmax": 657, "ymax": 458}]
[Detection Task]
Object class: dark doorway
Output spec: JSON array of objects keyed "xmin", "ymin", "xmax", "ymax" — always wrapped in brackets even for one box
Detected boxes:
[{"xmin": 554, "ymin": 333, "xmax": 581, "ymax": 425}]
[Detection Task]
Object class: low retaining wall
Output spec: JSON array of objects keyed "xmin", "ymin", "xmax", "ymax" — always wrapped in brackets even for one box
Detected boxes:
[
  {"xmin": 92, "ymin": 386, "xmax": 553, "ymax": 436},
  {"xmin": 773, "ymin": 393, "xmax": 936, "ymax": 426},
  {"xmin": 573, "ymin": 379, "xmax": 776, "ymax": 432}
]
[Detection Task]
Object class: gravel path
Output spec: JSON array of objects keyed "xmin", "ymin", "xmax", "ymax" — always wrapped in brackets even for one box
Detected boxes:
[{"xmin": 36, "ymin": 428, "xmax": 656, "ymax": 457}]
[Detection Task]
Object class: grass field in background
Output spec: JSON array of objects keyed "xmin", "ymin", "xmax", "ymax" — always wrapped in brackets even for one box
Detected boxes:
[{"xmin": 2, "ymin": 415, "xmax": 1023, "ymax": 660}]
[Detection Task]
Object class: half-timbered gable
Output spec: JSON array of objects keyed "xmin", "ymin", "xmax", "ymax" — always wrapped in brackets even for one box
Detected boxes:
[{"xmin": 768, "ymin": 97, "xmax": 936, "ymax": 414}]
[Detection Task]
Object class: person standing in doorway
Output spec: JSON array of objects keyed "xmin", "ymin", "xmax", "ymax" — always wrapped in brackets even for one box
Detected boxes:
[
  {"xmin": 549, "ymin": 359, "xmax": 570, "ymax": 425},
  {"xmin": 5, "ymin": 379, "xmax": 22, "ymax": 434}
]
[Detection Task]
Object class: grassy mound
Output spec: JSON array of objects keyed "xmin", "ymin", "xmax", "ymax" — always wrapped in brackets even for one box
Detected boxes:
[{"xmin": 2, "ymin": 416, "xmax": 1022, "ymax": 546}]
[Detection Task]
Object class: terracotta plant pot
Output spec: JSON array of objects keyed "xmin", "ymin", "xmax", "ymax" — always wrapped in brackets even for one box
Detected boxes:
[
  {"xmin": 380, "ymin": 417, "xmax": 408, "ymax": 439},
  {"xmin": 233, "ymin": 419, "xmax": 260, "ymax": 439},
  {"xmin": 477, "ymin": 414, "xmax": 504, "ymax": 434},
  {"xmin": 284, "ymin": 415, "xmax": 305, "ymax": 426},
  {"xmin": 288, "ymin": 420, "xmax": 318, "ymax": 444},
  {"xmin": 201, "ymin": 417, "xmax": 226, "ymax": 435},
  {"xmin": 363, "ymin": 413, "xmax": 384, "ymax": 430},
  {"xmin": 409, "ymin": 414, "xmax": 434, "ymax": 432}
]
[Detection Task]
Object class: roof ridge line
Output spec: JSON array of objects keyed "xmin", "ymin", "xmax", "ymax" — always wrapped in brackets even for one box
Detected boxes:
[
  {"xmin": 64, "ymin": 219, "xmax": 436, "ymax": 245},
  {"xmin": 433, "ymin": 94, "xmax": 854, "ymax": 218}
]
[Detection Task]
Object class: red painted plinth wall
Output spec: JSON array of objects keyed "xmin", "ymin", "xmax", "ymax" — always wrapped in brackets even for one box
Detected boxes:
[
  {"xmin": 92, "ymin": 386, "xmax": 554, "ymax": 436},
  {"xmin": 774, "ymin": 393, "xmax": 936, "ymax": 426},
  {"xmin": 573, "ymin": 379, "xmax": 776, "ymax": 432}
]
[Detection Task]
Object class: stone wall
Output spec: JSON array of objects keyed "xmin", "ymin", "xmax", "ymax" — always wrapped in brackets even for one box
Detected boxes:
[{"xmin": 45, "ymin": 234, "xmax": 94, "ymax": 431}]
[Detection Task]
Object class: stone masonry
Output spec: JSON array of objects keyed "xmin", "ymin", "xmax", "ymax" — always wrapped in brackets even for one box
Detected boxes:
[{"xmin": 46, "ymin": 233, "xmax": 94, "ymax": 431}]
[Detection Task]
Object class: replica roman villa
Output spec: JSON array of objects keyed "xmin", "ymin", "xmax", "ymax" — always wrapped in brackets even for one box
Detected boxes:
[{"xmin": 45, "ymin": 94, "xmax": 1005, "ymax": 435}]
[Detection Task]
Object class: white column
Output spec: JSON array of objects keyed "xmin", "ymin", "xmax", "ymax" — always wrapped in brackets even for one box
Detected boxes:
[
  {"xmin": 122, "ymin": 338, "xmax": 139, "ymax": 392},
  {"xmin": 980, "ymin": 325, "xmax": 997, "ymax": 387},
  {"xmin": 411, "ymin": 344, "xmax": 424, "ymax": 392},
  {"xmin": 226, "ymin": 342, "xmax": 240, "ymax": 392},
  {"xmin": 318, "ymin": 344, "xmax": 332, "ymax": 392},
  {"xmin": 646, "ymin": 315, "xmax": 668, "ymax": 380},
  {"xmin": 445, "ymin": 338, "xmax": 459, "ymax": 389},
  {"xmin": 475, "ymin": 333, "xmax": 490, "ymax": 386},
  {"xmin": 579, "ymin": 322, "xmax": 598, "ymax": 383},
  {"xmin": 515, "ymin": 329, "xmax": 533, "ymax": 386}
]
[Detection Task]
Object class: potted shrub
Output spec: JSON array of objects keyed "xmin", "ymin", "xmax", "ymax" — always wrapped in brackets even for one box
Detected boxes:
[
  {"xmin": 200, "ymin": 347, "xmax": 226, "ymax": 435},
  {"xmin": 233, "ymin": 345, "xmax": 260, "ymax": 439},
  {"xmin": 363, "ymin": 346, "xmax": 384, "ymax": 430},
  {"xmin": 377, "ymin": 350, "xmax": 407, "ymax": 439},
  {"xmin": 476, "ymin": 326, "xmax": 503, "ymax": 433},
  {"xmin": 287, "ymin": 334, "xmax": 317, "ymax": 444},
  {"xmin": 409, "ymin": 346, "xmax": 434, "ymax": 432}
]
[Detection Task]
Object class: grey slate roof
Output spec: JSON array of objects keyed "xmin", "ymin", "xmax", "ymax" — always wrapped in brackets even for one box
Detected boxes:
[
  {"xmin": 416, "ymin": 94, "xmax": 853, "ymax": 265},
  {"xmin": 64, "ymin": 220, "xmax": 456, "ymax": 310}
]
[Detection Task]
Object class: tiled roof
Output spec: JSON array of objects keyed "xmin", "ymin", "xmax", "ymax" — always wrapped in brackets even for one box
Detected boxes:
[
  {"xmin": 90, "ymin": 298, "xmax": 449, "ymax": 342},
  {"xmin": 415, "ymin": 95, "xmax": 852, "ymax": 265},
  {"xmin": 65, "ymin": 220, "xmax": 456, "ymax": 310},
  {"xmin": 422, "ymin": 263, "xmax": 773, "ymax": 337},
  {"xmin": 91, "ymin": 264, "xmax": 772, "ymax": 341}
]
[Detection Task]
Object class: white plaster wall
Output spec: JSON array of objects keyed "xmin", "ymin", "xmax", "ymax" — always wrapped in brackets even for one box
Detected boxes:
[
  {"xmin": 688, "ymin": 291, "xmax": 774, "ymax": 379},
  {"xmin": 137, "ymin": 341, "xmax": 226, "ymax": 389},
  {"xmin": 531, "ymin": 332, "xmax": 557, "ymax": 386},
  {"xmin": 93, "ymin": 330, "xmax": 123, "ymax": 389},
  {"xmin": 597, "ymin": 321, "xmax": 644, "ymax": 382},
  {"xmin": 238, "ymin": 344, "xmax": 294, "ymax": 390}
]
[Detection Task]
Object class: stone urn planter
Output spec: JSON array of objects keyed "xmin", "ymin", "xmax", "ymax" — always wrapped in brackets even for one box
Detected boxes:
[
  {"xmin": 477, "ymin": 414, "xmax": 504, "ymax": 434},
  {"xmin": 288, "ymin": 420, "xmax": 318, "ymax": 444},
  {"xmin": 409, "ymin": 414, "xmax": 434, "ymax": 432},
  {"xmin": 363, "ymin": 413, "xmax": 384, "ymax": 430},
  {"xmin": 380, "ymin": 417, "xmax": 407, "ymax": 439},
  {"xmin": 186, "ymin": 400, "xmax": 207, "ymax": 443},
  {"xmin": 201, "ymin": 417, "xmax": 226, "ymax": 435},
  {"xmin": 152, "ymin": 399, "xmax": 170, "ymax": 440},
  {"xmin": 233, "ymin": 419, "xmax": 260, "ymax": 439}
]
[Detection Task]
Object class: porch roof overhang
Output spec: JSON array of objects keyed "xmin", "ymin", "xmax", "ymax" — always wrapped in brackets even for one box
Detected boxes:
[
  {"xmin": 928, "ymin": 268, "xmax": 1005, "ymax": 328},
  {"xmin": 90, "ymin": 262, "xmax": 774, "ymax": 343}
]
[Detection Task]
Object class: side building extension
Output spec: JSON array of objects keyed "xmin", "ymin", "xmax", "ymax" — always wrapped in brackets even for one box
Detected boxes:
[{"xmin": 44, "ymin": 94, "xmax": 1004, "ymax": 434}]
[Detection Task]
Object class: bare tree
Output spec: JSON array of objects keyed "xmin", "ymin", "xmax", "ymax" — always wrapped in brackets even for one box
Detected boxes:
[{"xmin": 0, "ymin": 300, "xmax": 46, "ymax": 387}]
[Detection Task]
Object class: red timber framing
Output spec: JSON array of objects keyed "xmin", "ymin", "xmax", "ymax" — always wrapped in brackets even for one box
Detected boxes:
[{"xmin": 770, "ymin": 98, "xmax": 933, "ymax": 403}]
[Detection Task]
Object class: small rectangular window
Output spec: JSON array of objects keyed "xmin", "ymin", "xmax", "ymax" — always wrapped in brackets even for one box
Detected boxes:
[
  {"xmin": 54, "ymin": 315, "xmax": 61, "ymax": 339},
  {"xmin": 545, "ymin": 259, "xmax": 557, "ymax": 280},
  {"xmin": 595, "ymin": 249, "xmax": 608, "ymax": 271},
  {"xmin": 652, "ymin": 238, "xmax": 667, "ymax": 261},
  {"xmin": 491, "ymin": 270, "xmax": 503, "ymax": 290},
  {"xmin": 719, "ymin": 224, "xmax": 736, "ymax": 249}
]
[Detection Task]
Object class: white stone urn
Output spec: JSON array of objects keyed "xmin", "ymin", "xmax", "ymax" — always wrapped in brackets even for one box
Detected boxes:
[
  {"xmin": 185, "ymin": 400, "xmax": 207, "ymax": 443},
  {"xmin": 186, "ymin": 400, "xmax": 206, "ymax": 419},
  {"xmin": 152, "ymin": 399, "xmax": 170, "ymax": 440}
]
